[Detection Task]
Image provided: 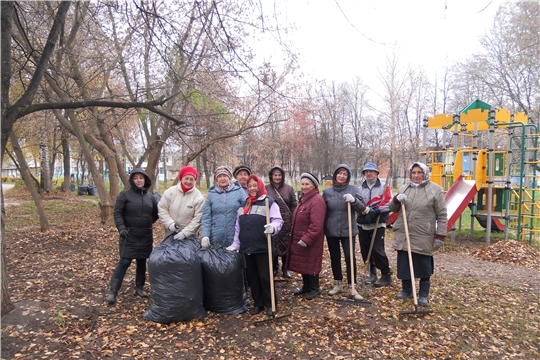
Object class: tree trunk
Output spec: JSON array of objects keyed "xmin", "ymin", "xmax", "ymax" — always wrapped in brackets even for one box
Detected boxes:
[
  {"xmin": 39, "ymin": 121, "xmax": 52, "ymax": 192},
  {"xmin": 10, "ymin": 132, "xmax": 50, "ymax": 231},
  {"xmin": 62, "ymin": 131, "xmax": 71, "ymax": 192},
  {"xmin": 202, "ymin": 152, "xmax": 211, "ymax": 189},
  {"xmin": 144, "ymin": 135, "xmax": 164, "ymax": 192},
  {"xmin": 1, "ymin": 184, "xmax": 13, "ymax": 315}
]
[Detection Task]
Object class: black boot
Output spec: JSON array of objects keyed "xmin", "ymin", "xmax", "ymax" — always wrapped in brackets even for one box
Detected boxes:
[
  {"xmin": 135, "ymin": 275, "xmax": 148, "ymax": 298},
  {"xmin": 282, "ymin": 256, "xmax": 291, "ymax": 278},
  {"xmin": 374, "ymin": 271, "xmax": 392, "ymax": 287},
  {"xmin": 306, "ymin": 275, "xmax": 321, "ymax": 300},
  {"xmin": 293, "ymin": 274, "xmax": 310, "ymax": 296},
  {"xmin": 106, "ymin": 278, "xmax": 122, "ymax": 304},
  {"xmin": 365, "ymin": 263, "xmax": 377, "ymax": 284}
]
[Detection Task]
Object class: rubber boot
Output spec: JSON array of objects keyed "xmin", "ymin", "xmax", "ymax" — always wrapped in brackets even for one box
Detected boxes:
[
  {"xmin": 328, "ymin": 280, "xmax": 343, "ymax": 295},
  {"xmin": 293, "ymin": 274, "xmax": 310, "ymax": 296},
  {"xmin": 418, "ymin": 278, "xmax": 431, "ymax": 306},
  {"xmin": 373, "ymin": 271, "xmax": 392, "ymax": 288},
  {"xmin": 306, "ymin": 275, "xmax": 321, "ymax": 300},
  {"xmin": 349, "ymin": 284, "xmax": 364, "ymax": 300},
  {"xmin": 106, "ymin": 278, "xmax": 122, "ymax": 304},
  {"xmin": 364, "ymin": 263, "xmax": 377, "ymax": 284},
  {"xmin": 135, "ymin": 275, "xmax": 148, "ymax": 298},
  {"xmin": 396, "ymin": 279, "xmax": 413, "ymax": 299}
]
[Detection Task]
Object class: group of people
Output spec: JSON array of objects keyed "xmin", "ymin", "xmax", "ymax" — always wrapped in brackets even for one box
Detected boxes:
[{"xmin": 106, "ymin": 160, "xmax": 447, "ymax": 314}]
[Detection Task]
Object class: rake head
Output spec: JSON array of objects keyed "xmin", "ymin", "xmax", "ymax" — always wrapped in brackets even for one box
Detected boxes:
[
  {"xmin": 252, "ymin": 313, "xmax": 291, "ymax": 325},
  {"xmin": 399, "ymin": 305, "xmax": 434, "ymax": 316}
]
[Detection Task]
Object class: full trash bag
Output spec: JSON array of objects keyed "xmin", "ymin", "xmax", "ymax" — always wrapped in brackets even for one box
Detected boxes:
[
  {"xmin": 143, "ymin": 236, "xmax": 206, "ymax": 324},
  {"xmin": 198, "ymin": 247, "xmax": 248, "ymax": 315}
]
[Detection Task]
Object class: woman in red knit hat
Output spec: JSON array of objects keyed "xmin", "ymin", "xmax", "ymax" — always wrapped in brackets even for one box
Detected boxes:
[{"xmin": 158, "ymin": 165, "xmax": 205, "ymax": 241}]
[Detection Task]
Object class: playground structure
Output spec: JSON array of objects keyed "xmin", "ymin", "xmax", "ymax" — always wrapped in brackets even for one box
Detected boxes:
[{"xmin": 420, "ymin": 99, "xmax": 539, "ymax": 246}]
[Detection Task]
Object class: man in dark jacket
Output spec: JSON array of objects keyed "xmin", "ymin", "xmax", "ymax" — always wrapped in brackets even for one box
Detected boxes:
[
  {"xmin": 107, "ymin": 168, "xmax": 159, "ymax": 304},
  {"xmin": 357, "ymin": 162, "xmax": 393, "ymax": 287}
]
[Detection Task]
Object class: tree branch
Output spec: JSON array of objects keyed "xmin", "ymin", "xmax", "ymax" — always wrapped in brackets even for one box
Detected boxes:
[{"xmin": 20, "ymin": 99, "xmax": 185, "ymax": 125}]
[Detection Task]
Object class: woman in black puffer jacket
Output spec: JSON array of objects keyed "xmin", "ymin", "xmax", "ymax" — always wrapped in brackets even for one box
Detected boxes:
[{"xmin": 107, "ymin": 168, "xmax": 158, "ymax": 304}]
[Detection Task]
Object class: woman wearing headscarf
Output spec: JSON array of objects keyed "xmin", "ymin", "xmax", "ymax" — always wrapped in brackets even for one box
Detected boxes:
[
  {"xmin": 107, "ymin": 168, "xmax": 159, "ymax": 304},
  {"xmin": 201, "ymin": 166, "xmax": 247, "ymax": 247},
  {"xmin": 390, "ymin": 162, "xmax": 447, "ymax": 306},
  {"xmin": 323, "ymin": 164, "xmax": 366, "ymax": 300},
  {"xmin": 228, "ymin": 175, "xmax": 283, "ymax": 316},
  {"xmin": 158, "ymin": 165, "xmax": 205, "ymax": 241},
  {"xmin": 265, "ymin": 166, "xmax": 297, "ymax": 278},
  {"xmin": 287, "ymin": 173, "xmax": 327, "ymax": 300}
]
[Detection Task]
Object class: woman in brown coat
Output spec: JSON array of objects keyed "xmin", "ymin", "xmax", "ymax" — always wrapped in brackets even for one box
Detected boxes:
[
  {"xmin": 265, "ymin": 166, "xmax": 298, "ymax": 278},
  {"xmin": 287, "ymin": 173, "xmax": 327, "ymax": 300}
]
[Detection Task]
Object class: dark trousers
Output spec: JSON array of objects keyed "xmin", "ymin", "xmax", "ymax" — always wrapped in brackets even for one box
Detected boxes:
[
  {"xmin": 273, "ymin": 255, "xmax": 288, "ymax": 272},
  {"xmin": 326, "ymin": 236, "xmax": 357, "ymax": 284},
  {"xmin": 358, "ymin": 226, "xmax": 391, "ymax": 275},
  {"xmin": 402, "ymin": 278, "xmax": 431, "ymax": 297},
  {"xmin": 245, "ymin": 253, "xmax": 276, "ymax": 309},
  {"xmin": 113, "ymin": 258, "xmax": 147, "ymax": 281}
]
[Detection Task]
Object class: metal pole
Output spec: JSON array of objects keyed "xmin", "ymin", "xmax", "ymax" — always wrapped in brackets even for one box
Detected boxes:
[
  {"xmin": 486, "ymin": 110, "xmax": 496, "ymax": 245},
  {"xmin": 422, "ymin": 117, "xmax": 428, "ymax": 165},
  {"xmin": 503, "ymin": 116, "xmax": 514, "ymax": 240}
]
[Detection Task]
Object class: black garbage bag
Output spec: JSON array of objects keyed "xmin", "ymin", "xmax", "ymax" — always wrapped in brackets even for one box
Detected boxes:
[
  {"xmin": 198, "ymin": 247, "xmax": 248, "ymax": 315},
  {"xmin": 143, "ymin": 236, "xmax": 206, "ymax": 324}
]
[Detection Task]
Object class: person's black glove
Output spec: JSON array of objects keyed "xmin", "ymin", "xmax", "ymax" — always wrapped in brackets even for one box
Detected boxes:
[
  {"xmin": 120, "ymin": 229, "xmax": 129, "ymax": 239},
  {"xmin": 363, "ymin": 212, "xmax": 373, "ymax": 223},
  {"xmin": 369, "ymin": 207, "xmax": 381, "ymax": 217}
]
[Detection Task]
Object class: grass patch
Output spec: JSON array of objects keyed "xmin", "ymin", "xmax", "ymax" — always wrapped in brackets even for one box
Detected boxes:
[{"xmin": 5, "ymin": 196, "xmax": 97, "ymax": 231}]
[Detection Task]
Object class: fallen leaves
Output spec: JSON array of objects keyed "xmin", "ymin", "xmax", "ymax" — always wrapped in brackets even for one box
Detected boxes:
[
  {"xmin": 470, "ymin": 240, "xmax": 540, "ymax": 269},
  {"xmin": 2, "ymin": 190, "xmax": 540, "ymax": 359}
]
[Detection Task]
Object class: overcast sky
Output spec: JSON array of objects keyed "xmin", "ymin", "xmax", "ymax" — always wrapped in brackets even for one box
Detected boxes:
[{"xmin": 254, "ymin": 0, "xmax": 507, "ymax": 91}]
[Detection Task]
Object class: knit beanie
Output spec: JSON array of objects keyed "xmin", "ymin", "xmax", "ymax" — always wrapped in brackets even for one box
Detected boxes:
[
  {"xmin": 301, "ymin": 172, "xmax": 319, "ymax": 188},
  {"xmin": 214, "ymin": 166, "xmax": 233, "ymax": 180},
  {"xmin": 178, "ymin": 165, "xmax": 198, "ymax": 180}
]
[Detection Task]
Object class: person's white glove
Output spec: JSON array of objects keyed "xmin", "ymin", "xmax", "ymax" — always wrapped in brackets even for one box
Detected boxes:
[
  {"xmin": 226, "ymin": 245, "xmax": 238, "ymax": 252},
  {"xmin": 168, "ymin": 223, "xmax": 178, "ymax": 232},
  {"xmin": 174, "ymin": 231, "xmax": 186, "ymax": 240},
  {"xmin": 395, "ymin": 194, "xmax": 407, "ymax": 203},
  {"xmin": 201, "ymin": 236, "xmax": 210, "ymax": 248},
  {"xmin": 434, "ymin": 237, "xmax": 444, "ymax": 250},
  {"xmin": 343, "ymin": 193, "xmax": 356, "ymax": 203},
  {"xmin": 298, "ymin": 240, "xmax": 307, "ymax": 247},
  {"xmin": 264, "ymin": 224, "xmax": 274, "ymax": 234}
]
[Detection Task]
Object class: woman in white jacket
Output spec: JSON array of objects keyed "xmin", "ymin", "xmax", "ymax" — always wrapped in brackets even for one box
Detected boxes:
[{"xmin": 158, "ymin": 166, "xmax": 205, "ymax": 241}]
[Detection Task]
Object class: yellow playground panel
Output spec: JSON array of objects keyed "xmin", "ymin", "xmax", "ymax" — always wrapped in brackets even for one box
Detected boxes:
[{"xmin": 421, "ymin": 100, "xmax": 539, "ymax": 245}]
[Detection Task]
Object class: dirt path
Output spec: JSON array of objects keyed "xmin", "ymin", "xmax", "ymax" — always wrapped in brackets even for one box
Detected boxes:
[{"xmin": 384, "ymin": 242, "xmax": 540, "ymax": 295}]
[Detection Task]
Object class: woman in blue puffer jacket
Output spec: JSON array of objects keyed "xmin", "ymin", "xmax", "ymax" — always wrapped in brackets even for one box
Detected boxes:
[{"xmin": 200, "ymin": 166, "xmax": 247, "ymax": 247}]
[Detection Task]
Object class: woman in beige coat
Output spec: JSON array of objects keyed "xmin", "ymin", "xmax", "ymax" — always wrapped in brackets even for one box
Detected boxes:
[
  {"xmin": 158, "ymin": 166, "xmax": 205, "ymax": 240},
  {"xmin": 390, "ymin": 162, "xmax": 447, "ymax": 306}
]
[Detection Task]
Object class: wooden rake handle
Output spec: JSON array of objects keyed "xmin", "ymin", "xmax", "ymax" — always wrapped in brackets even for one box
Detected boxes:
[
  {"xmin": 265, "ymin": 198, "xmax": 276, "ymax": 314},
  {"xmin": 401, "ymin": 203, "xmax": 418, "ymax": 307}
]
